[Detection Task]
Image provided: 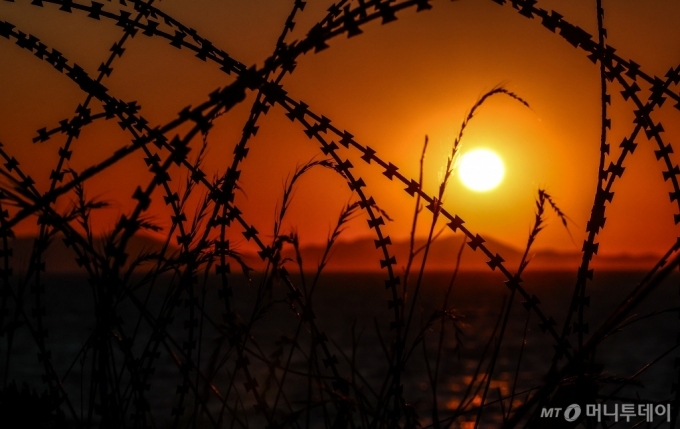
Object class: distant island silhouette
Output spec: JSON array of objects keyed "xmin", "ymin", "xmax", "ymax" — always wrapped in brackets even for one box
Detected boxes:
[{"xmin": 11, "ymin": 234, "xmax": 661, "ymax": 273}]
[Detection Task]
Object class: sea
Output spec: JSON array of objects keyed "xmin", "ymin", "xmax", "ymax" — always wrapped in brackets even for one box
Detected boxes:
[{"xmin": 2, "ymin": 270, "xmax": 678, "ymax": 428}]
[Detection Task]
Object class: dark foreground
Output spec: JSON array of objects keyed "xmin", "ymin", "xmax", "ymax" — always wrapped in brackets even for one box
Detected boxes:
[{"xmin": 1, "ymin": 270, "xmax": 677, "ymax": 428}]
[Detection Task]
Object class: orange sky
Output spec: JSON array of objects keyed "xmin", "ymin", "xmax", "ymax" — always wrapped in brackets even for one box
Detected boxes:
[{"xmin": 1, "ymin": 0, "xmax": 680, "ymax": 256}]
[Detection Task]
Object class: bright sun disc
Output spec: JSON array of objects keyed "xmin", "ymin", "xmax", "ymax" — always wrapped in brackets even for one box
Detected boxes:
[{"xmin": 458, "ymin": 149, "xmax": 504, "ymax": 192}]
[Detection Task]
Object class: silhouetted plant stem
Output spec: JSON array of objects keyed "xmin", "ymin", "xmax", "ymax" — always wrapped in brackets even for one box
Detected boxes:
[
  {"xmin": 402, "ymin": 135, "xmax": 429, "ymax": 302},
  {"xmin": 447, "ymin": 297, "xmax": 507, "ymax": 428},
  {"xmin": 426, "ymin": 236, "xmax": 465, "ymax": 428},
  {"xmin": 506, "ymin": 311, "xmax": 530, "ymax": 420}
]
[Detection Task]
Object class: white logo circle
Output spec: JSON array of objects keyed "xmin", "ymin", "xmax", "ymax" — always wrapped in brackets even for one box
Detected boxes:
[{"xmin": 564, "ymin": 404, "xmax": 581, "ymax": 422}]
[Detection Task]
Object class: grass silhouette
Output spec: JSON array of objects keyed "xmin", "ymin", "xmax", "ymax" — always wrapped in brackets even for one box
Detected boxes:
[{"xmin": 0, "ymin": 0, "xmax": 679, "ymax": 428}]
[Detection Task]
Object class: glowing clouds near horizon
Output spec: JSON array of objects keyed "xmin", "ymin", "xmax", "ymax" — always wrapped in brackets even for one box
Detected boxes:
[{"xmin": 458, "ymin": 149, "xmax": 505, "ymax": 192}]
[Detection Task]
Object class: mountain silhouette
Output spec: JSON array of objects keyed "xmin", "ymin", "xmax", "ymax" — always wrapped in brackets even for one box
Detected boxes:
[
  {"xmin": 269, "ymin": 234, "xmax": 663, "ymax": 273},
  {"xmin": 8, "ymin": 235, "xmax": 173, "ymax": 273},
  {"xmin": 7, "ymin": 234, "xmax": 661, "ymax": 273}
]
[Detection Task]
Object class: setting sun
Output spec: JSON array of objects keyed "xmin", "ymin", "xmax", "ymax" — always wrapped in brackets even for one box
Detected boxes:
[{"xmin": 458, "ymin": 149, "xmax": 505, "ymax": 192}]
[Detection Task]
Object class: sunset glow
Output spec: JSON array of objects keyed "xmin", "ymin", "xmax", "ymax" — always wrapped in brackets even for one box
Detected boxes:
[{"xmin": 0, "ymin": 0, "xmax": 677, "ymax": 255}]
